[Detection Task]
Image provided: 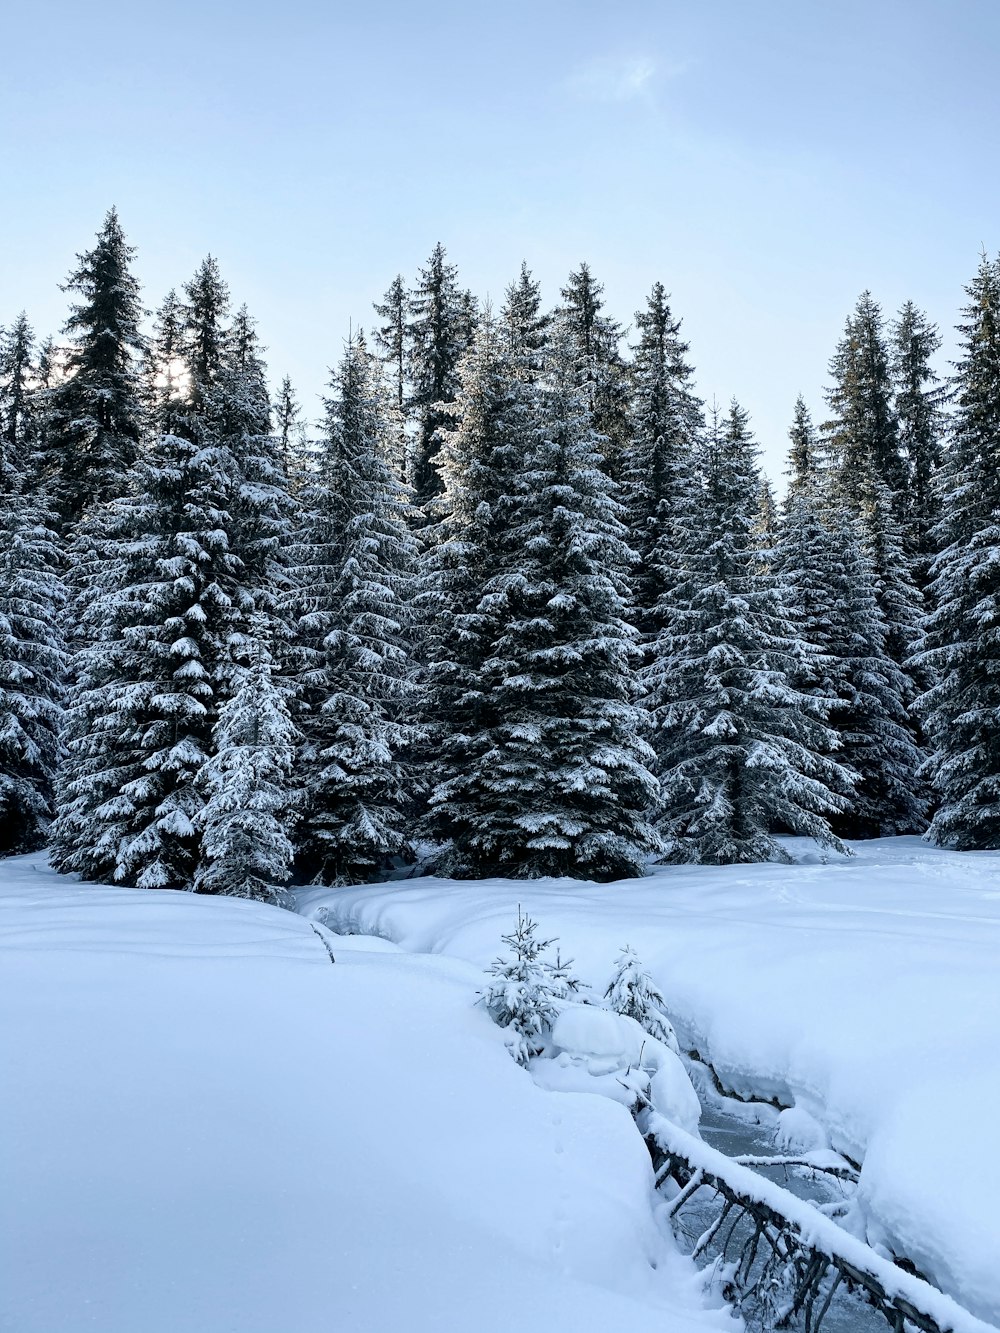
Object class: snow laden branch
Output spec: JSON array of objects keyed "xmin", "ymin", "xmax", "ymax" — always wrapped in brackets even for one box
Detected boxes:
[{"xmin": 643, "ymin": 1114, "xmax": 995, "ymax": 1333}]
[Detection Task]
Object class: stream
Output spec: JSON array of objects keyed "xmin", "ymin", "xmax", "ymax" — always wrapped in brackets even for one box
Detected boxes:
[{"xmin": 681, "ymin": 1063, "xmax": 885, "ymax": 1333}]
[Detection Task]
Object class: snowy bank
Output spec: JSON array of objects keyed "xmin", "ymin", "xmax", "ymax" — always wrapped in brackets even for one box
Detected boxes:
[
  {"xmin": 0, "ymin": 854, "xmax": 727, "ymax": 1333},
  {"xmin": 296, "ymin": 836, "xmax": 1000, "ymax": 1324}
]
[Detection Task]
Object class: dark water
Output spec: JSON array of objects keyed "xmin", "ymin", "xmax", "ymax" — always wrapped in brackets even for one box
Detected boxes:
[{"xmin": 679, "ymin": 1074, "xmax": 884, "ymax": 1333}]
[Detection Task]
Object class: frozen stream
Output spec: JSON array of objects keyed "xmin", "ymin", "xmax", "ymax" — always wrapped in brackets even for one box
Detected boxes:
[{"xmin": 688, "ymin": 1078, "xmax": 884, "ymax": 1333}]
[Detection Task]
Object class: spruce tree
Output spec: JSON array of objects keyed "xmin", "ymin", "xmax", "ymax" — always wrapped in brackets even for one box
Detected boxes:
[
  {"xmin": 195, "ymin": 636, "xmax": 297, "ymax": 903},
  {"xmin": 915, "ymin": 253, "xmax": 1000, "ymax": 848},
  {"xmin": 439, "ymin": 324, "xmax": 659, "ymax": 881},
  {"xmin": 1, "ymin": 313, "xmax": 37, "ymax": 474},
  {"xmin": 774, "ymin": 413, "xmax": 925, "ymax": 839},
  {"xmin": 419, "ymin": 309, "xmax": 525, "ymax": 859},
  {"xmin": 292, "ymin": 332, "xmax": 419, "ymax": 883},
  {"xmin": 825, "ymin": 291, "xmax": 907, "ymax": 509},
  {"xmin": 407, "ymin": 243, "xmax": 470, "ymax": 507},
  {"xmin": 604, "ymin": 947, "xmax": 678, "ymax": 1051},
  {"xmin": 825, "ymin": 293, "xmax": 925, "ymax": 680},
  {"xmin": 757, "ymin": 476, "xmax": 779, "ymax": 547},
  {"xmin": 373, "ymin": 274, "xmax": 411, "ymax": 481},
  {"xmin": 657, "ymin": 403, "xmax": 852, "ymax": 863},
  {"xmin": 42, "ymin": 209, "xmax": 146, "ymax": 528},
  {"xmin": 274, "ymin": 373, "xmax": 311, "ymax": 490},
  {"xmin": 52, "ymin": 264, "xmax": 292, "ymax": 889},
  {"xmin": 502, "ymin": 262, "xmax": 549, "ymax": 371},
  {"xmin": 892, "ymin": 301, "xmax": 946, "ymax": 590},
  {"xmin": 558, "ymin": 263, "xmax": 630, "ymax": 470},
  {"xmin": 481, "ymin": 911, "xmax": 563, "ymax": 1066},
  {"xmin": 0, "ymin": 319, "xmax": 66, "ymax": 854},
  {"xmin": 213, "ymin": 304, "xmax": 296, "ymax": 650},
  {"xmin": 785, "ymin": 395, "xmax": 823, "ymax": 501},
  {"xmin": 622, "ymin": 281, "xmax": 703, "ymax": 641}
]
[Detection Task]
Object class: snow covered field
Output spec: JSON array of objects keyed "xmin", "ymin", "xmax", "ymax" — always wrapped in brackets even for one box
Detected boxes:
[
  {"xmin": 0, "ymin": 853, "xmax": 727, "ymax": 1333},
  {"xmin": 296, "ymin": 838, "xmax": 1000, "ymax": 1325}
]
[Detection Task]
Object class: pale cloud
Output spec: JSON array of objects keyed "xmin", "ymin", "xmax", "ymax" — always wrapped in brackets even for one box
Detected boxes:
[{"xmin": 565, "ymin": 55, "xmax": 663, "ymax": 104}]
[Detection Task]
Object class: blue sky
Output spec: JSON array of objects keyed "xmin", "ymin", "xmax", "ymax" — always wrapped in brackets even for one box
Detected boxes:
[{"xmin": 3, "ymin": 0, "xmax": 998, "ymax": 480}]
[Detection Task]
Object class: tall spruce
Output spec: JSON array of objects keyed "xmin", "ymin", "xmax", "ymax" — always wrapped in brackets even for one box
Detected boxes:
[
  {"xmin": 825, "ymin": 292, "xmax": 907, "ymax": 508},
  {"xmin": 915, "ymin": 254, "xmax": 1000, "ymax": 848},
  {"xmin": 42, "ymin": 209, "xmax": 145, "ymax": 528},
  {"xmin": 419, "ymin": 309, "xmax": 525, "ymax": 861},
  {"xmin": 52, "ymin": 264, "xmax": 292, "ymax": 889},
  {"xmin": 274, "ymin": 373, "xmax": 310, "ymax": 491},
  {"xmin": 292, "ymin": 332, "xmax": 419, "ymax": 883},
  {"xmin": 502, "ymin": 263, "xmax": 549, "ymax": 372},
  {"xmin": 437, "ymin": 323, "xmax": 659, "ymax": 880},
  {"xmin": 558, "ymin": 263, "xmax": 630, "ymax": 470},
  {"xmin": 373, "ymin": 274, "xmax": 411, "ymax": 481},
  {"xmin": 657, "ymin": 403, "xmax": 852, "ymax": 863},
  {"xmin": 1, "ymin": 314, "xmax": 37, "ymax": 474},
  {"xmin": 892, "ymin": 301, "xmax": 946, "ymax": 591},
  {"xmin": 774, "ymin": 407, "xmax": 925, "ymax": 838},
  {"xmin": 407, "ymin": 243, "xmax": 470, "ymax": 507},
  {"xmin": 824, "ymin": 292, "xmax": 925, "ymax": 679},
  {"xmin": 622, "ymin": 282, "xmax": 702, "ymax": 641},
  {"xmin": 0, "ymin": 318, "xmax": 66, "ymax": 853},
  {"xmin": 786, "ymin": 396, "xmax": 823, "ymax": 500}
]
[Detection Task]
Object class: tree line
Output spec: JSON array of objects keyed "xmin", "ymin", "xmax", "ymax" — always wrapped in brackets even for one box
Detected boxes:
[{"xmin": 1, "ymin": 209, "xmax": 999, "ymax": 896}]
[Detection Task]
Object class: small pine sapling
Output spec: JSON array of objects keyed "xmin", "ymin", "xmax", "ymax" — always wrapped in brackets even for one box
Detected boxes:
[
  {"xmin": 605, "ymin": 946, "xmax": 679, "ymax": 1052},
  {"xmin": 480, "ymin": 909, "xmax": 563, "ymax": 1065},
  {"xmin": 548, "ymin": 947, "xmax": 588, "ymax": 1003}
]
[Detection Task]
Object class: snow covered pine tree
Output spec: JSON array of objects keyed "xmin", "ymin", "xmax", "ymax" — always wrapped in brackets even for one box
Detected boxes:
[
  {"xmin": 0, "ymin": 316, "xmax": 66, "ymax": 853},
  {"xmin": 292, "ymin": 332, "xmax": 419, "ymax": 884}
]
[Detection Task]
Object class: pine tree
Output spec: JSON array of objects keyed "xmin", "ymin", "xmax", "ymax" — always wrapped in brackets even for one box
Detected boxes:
[
  {"xmin": 604, "ymin": 946, "xmax": 678, "ymax": 1051},
  {"xmin": 292, "ymin": 332, "xmax": 419, "ymax": 883},
  {"xmin": 42, "ymin": 209, "xmax": 146, "ymax": 528},
  {"xmin": 439, "ymin": 324, "xmax": 659, "ymax": 881},
  {"xmin": 419, "ymin": 310, "xmax": 525, "ymax": 859},
  {"xmin": 51, "ymin": 421, "xmax": 238, "ymax": 887},
  {"xmin": 915, "ymin": 254, "xmax": 1000, "ymax": 848},
  {"xmin": 825, "ymin": 294, "xmax": 925, "ymax": 679},
  {"xmin": 622, "ymin": 282, "xmax": 703, "ymax": 641},
  {"xmin": 502, "ymin": 262, "xmax": 549, "ymax": 372},
  {"xmin": 825, "ymin": 291, "xmax": 907, "ymax": 509},
  {"xmin": 144, "ymin": 288, "xmax": 185, "ymax": 434},
  {"xmin": 785, "ymin": 396, "xmax": 823, "ymax": 501},
  {"xmin": 1, "ymin": 313, "xmax": 37, "ymax": 475},
  {"xmin": 774, "ymin": 417, "xmax": 925, "ymax": 839},
  {"xmin": 892, "ymin": 301, "xmax": 946, "ymax": 591},
  {"xmin": 213, "ymin": 304, "xmax": 295, "ymax": 649},
  {"xmin": 757, "ymin": 476, "xmax": 779, "ymax": 547},
  {"xmin": 194, "ymin": 636, "xmax": 297, "ymax": 903},
  {"xmin": 558, "ymin": 263, "xmax": 630, "ymax": 470},
  {"xmin": 274, "ymin": 374, "xmax": 310, "ymax": 490},
  {"xmin": 52, "ymin": 265, "xmax": 290, "ymax": 888},
  {"xmin": 373, "ymin": 274, "xmax": 411, "ymax": 481},
  {"xmin": 407, "ymin": 244, "xmax": 469, "ymax": 507},
  {"xmin": 658, "ymin": 403, "xmax": 852, "ymax": 864},
  {"xmin": 480, "ymin": 910, "xmax": 563, "ymax": 1066},
  {"xmin": 0, "ymin": 318, "xmax": 66, "ymax": 854}
]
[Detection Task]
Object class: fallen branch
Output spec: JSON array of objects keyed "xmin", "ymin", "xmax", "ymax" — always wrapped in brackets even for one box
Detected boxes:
[
  {"xmin": 310, "ymin": 923, "xmax": 337, "ymax": 964},
  {"xmin": 644, "ymin": 1113, "xmax": 997, "ymax": 1333}
]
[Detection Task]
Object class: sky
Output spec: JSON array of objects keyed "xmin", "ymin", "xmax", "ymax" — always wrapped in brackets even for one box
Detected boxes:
[{"xmin": 2, "ymin": 0, "xmax": 999, "ymax": 481}]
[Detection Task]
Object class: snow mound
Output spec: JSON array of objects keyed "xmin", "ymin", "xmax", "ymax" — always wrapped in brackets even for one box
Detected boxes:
[
  {"xmin": 297, "ymin": 836, "xmax": 1000, "ymax": 1321},
  {"xmin": 776, "ymin": 1104, "xmax": 829, "ymax": 1153},
  {"xmin": 537, "ymin": 1004, "xmax": 701, "ymax": 1132},
  {"xmin": 1, "ymin": 855, "xmax": 726, "ymax": 1333}
]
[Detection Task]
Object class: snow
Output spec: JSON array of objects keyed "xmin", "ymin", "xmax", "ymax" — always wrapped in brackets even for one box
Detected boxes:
[
  {"xmin": 297, "ymin": 836, "xmax": 1000, "ymax": 1325},
  {"xmin": 0, "ymin": 853, "xmax": 727, "ymax": 1333},
  {"xmin": 532, "ymin": 1003, "xmax": 702, "ymax": 1132}
]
